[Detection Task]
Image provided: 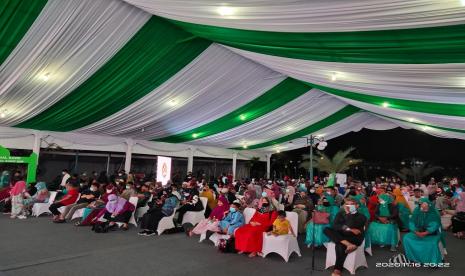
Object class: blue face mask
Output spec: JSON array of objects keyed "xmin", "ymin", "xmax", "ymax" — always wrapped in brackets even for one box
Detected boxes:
[
  {"xmin": 229, "ymin": 207, "xmax": 236, "ymax": 213},
  {"xmin": 261, "ymin": 192, "xmax": 267, "ymax": 197}
]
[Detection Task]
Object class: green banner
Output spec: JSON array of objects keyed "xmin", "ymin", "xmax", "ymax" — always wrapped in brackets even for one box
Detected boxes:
[{"xmin": 0, "ymin": 145, "xmax": 37, "ymax": 184}]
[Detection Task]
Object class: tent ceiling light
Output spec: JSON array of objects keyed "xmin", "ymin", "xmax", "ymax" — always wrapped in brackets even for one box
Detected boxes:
[
  {"xmin": 382, "ymin": 102, "xmax": 390, "ymax": 108},
  {"xmin": 40, "ymin": 72, "xmax": 50, "ymax": 82},
  {"xmin": 239, "ymin": 114, "xmax": 247, "ymax": 121},
  {"xmin": 461, "ymin": 0, "xmax": 465, "ymax": 7},
  {"xmin": 217, "ymin": 6, "xmax": 235, "ymax": 16},
  {"xmin": 407, "ymin": 118, "xmax": 415, "ymax": 122},
  {"xmin": 242, "ymin": 144, "xmax": 248, "ymax": 149},
  {"xmin": 192, "ymin": 133, "xmax": 199, "ymax": 138},
  {"xmin": 330, "ymin": 72, "xmax": 337, "ymax": 81},
  {"xmin": 0, "ymin": 109, "xmax": 6, "ymax": 118}
]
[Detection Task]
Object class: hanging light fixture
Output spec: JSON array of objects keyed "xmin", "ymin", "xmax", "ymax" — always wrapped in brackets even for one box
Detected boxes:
[
  {"xmin": 40, "ymin": 73, "xmax": 50, "ymax": 82},
  {"xmin": 217, "ymin": 6, "xmax": 235, "ymax": 16},
  {"xmin": 330, "ymin": 72, "xmax": 337, "ymax": 81}
]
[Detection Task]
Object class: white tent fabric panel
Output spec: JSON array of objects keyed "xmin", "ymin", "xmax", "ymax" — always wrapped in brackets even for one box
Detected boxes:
[
  {"xmin": 259, "ymin": 113, "xmax": 399, "ymax": 152},
  {"xmin": 189, "ymin": 90, "xmax": 346, "ymax": 148},
  {"xmin": 0, "ymin": 0, "xmax": 151, "ymax": 125},
  {"xmin": 337, "ymin": 98, "xmax": 465, "ymax": 130},
  {"xmin": 225, "ymin": 46, "xmax": 465, "ymax": 104},
  {"xmin": 376, "ymin": 116, "xmax": 465, "ymax": 140},
  {"xmin": 123, "ymin": 0, "xmax": 465, "ymax": 32},
  {"xmin": 78, "ymin": 44, "xmax": 285, "ymax": 139}
]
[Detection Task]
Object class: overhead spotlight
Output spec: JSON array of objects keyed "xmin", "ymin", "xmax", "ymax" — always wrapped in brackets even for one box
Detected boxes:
[
  {"xmin": 330, "ymin": 73, "xmax": 337, "ymax": 81},
  {"xmin": 242, "ymin": 144, "xmax": 248, "ymax": 149},
  {"xmin": 461, "ymin": 0, "xmax": 465, "ymax": 7},
  {"xmin": 192, "ymin": 133, "xmax": 199, "ymax": 138},
  {"xmin": 217, "ymin": 6, "xmax": 235, "ymax": 16},
  {"xmin": 239, "ymin": 114, "xmax": 247, "ymax": 121},
  {"xmin": 407, "ymin": 118, "xmax": 415, "ymax": 122},
  {"xmin": 276, "ymin": 149, "xmax": 281, "ymax": 153},
  {"xmin": 286, "ymin": 126, "xmax": 294, "ymax": 131},
  {"xmin": 422, "ymin": 126, "xmax": 430, "ymax": 131},
  {"xmin": 382, "ymin": 102, "xmax": 390, "ymax": 108},
  {"xmin": 0, "ymin": 112, "xmax": 5, "ymax": 118},
  {"xmin": 40, "ymin": 73, "xmax": 50, "ymax": 82},
  {"xmin": 168, "ymin": 99, "xmax": 178, "ymax": 106}
]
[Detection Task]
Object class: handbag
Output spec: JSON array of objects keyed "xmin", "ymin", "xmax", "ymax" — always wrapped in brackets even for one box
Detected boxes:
[
  {"xmin": 312, "ymin": 210, "xmax": 330, "ymax": 224},
  {"xmin": 218, "ymin": 237, "xmax": 236, "ymax": 253}
]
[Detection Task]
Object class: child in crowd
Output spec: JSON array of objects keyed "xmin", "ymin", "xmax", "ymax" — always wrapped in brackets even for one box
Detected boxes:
[{"xmin": 268, "ymin": 210, "xmax": 295, "ymax": 237}]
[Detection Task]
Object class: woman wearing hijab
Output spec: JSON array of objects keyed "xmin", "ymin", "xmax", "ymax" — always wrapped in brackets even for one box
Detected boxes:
[
  {"xmin": 139, "ymin": 187, "xmax": 179, "ymax": 236},
  {"xmin": 367, "ymin": 193, "xmax": 399, "ymax": 251},
  {"xmin": 451, "ymin": 189, "xmax": 465, "ymax": 238},
  {"xmin": 393, "ymin": 187, "xmax": 411, "ymax": 231},
  {"xmin": 10, "ymin": 180, "xmax": 27, "ymax": 219},
  {"xmin": 77, "ymin": 184, "xmax": 116, "ymax": 226},
  {"xmin": 189, "ymin": 196, "xmax": 229, "ymax": 237},
  {"xmin": 95, "ymin": 194, "xmax": 135, "ymax": 230},
  {"xmin": 403, "ymin": 198, "xmax": 444, "ymax": 264},
  {"xmin": 23, "ymin": 182, "xmax": 49, "ymax": 209},
  {"xmin": 305, "ymin": 193, "xmax": 339, "ymax": 247},
  {"xmin": 242, "ymin": 184, "xmax": 258, "ymax": 208},
  {"xmin": 200, "ymin": 184, "xmax": 216, "ymax": 217},
  {"xmin": 235, "ymin": 196, "xmax": 277, "ymax": 258}
]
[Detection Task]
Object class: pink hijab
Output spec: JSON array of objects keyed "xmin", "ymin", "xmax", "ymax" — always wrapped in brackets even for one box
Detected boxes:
[
  {"xmin": 10, "ymin": 181, "xmax": 26, "ymax": 196},
  {"xmin": 209, "ymin": 196, "xmax": 229, "ymax": 220}
]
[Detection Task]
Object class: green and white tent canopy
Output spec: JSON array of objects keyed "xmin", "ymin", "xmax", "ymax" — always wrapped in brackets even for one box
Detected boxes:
[{"xmin": 1, "ymin": 0, "xmax": 465, "ymax": 157}]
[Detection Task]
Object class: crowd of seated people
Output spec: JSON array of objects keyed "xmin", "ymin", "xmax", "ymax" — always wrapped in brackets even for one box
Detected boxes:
[{"xmin": 1, "ymin": 169, "xmax": 465, "ymax": 275}]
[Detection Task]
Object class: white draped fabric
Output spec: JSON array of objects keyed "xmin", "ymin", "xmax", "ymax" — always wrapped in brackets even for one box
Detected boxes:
[
  {"xmin": 260, "ymin": 113, "xmax": 399, "ymax": 152},
  {"xmin": 78, "ymin": 44, "xmax": 285, "ymax": 139},
  {"xmin": 123, "ymin": 0, "xmax": 465, "ymax": 32},
  {"xmin": 225, "ymin": 47, "xmax": 465, "ymax": 104},
  {"xmin": 0, "ymin": 0, "xmax": 150, "ymax": 125},
  {"xmin": 376, "ymin": 116, "xmax": 465, "ymax": 140},
  {"xmin": 337, "ymin": 98, "xmax": 465, "ymax": 131},
  {"xmin": 190, "ymin": 90, "xmax": 345, "ymax": 148}
]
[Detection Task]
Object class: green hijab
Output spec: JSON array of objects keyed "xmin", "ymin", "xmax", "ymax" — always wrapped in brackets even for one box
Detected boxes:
[
  {"xmin": 411, "ymin": 197, "xmax": 441, "ymax": 230},
  {"xmin": 378, "ymin": 193, "xmax": 393, "ymax": 217}
]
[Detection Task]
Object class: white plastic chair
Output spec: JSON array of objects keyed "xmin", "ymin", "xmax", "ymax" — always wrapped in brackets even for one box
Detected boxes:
[
  {"xmin": 243, "ymin": 207, "xmax": 256, "ymax": 224},
  {"xmin": 209, "ymin": 233, "xmax": 231, "ymax": 246},
  {"xmin": 32, "ymin": 191, "xmax": 57, "ymax": 217},
  {"xmin": 71, "ymin": 208, "xmax": 84, "ymax": 221},
  {"xmin": 181, "ymin": 197, "xmax": 208, "ymax": 226},
  {"xmin": 136, "ymin": 194, "xmax": 153, "ymax": 220},
  {"xmin": 325, "ymin": 240, "xmax": 367, "ymax": 275},
  {"xmin": 157, "ymin": 209, "xmax": 177, "ymax": 235},
  {"xmin": 262, "ymin": 211, "xmax": 302, "ymax": 262},
  {"xmin": 128, "ymin": 196, "xmax": 139, "ymax": 227}
]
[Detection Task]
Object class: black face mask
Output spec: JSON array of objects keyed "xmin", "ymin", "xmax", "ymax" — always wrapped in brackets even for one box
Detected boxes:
[
  {"xmin": 262, "ymin": 203, "xmax": 269, "ymax": 207},
  {"xmin": 323, "ymin": 202, "xmax": 330, "ymax": 207}
]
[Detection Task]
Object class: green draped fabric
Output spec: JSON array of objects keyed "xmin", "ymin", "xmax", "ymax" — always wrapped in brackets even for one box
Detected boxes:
[
  {"xmin": 410, "ymin": 198, "xmax": 441, "ymax": 231},
  {"xmin": 311, "ymin": 83, "xmax": 465, "ymax": 117},
  {"xmin": 171, "ymin": 19, "xmax": 465, "ymax": 64},
  {"xmin": 0, "ymin": 0, "xmax": 48, "ymax": 66},
  {"xmin": 16, "ymin": 16, "xmax": 211, "ymax": 131},
  {"xmin": 233, "ymin": 105, "xmax": 360, "ymax": 150},
  {"xmin": 156, "ymin": 78, "xmax": 311, "ymax": 143}
]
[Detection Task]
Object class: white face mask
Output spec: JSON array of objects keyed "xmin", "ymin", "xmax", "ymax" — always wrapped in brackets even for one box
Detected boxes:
[
  {"xmin": 106, "ymin": 189, "xmax": 112, "ymax": 194},
  {"xmin": 90, "ymin": 187, "xmax": 97, "ymax": 192},
  {"xmin": 126, "ymin": 185, "xmax": 131, "ymax": 189},
  {"xmin": 310, "ymin": 189, "xmax": 315, "ymax": 193},
  {"xmin": 118, "ymin": 173, "xmax": 122, "ymax": 176}
]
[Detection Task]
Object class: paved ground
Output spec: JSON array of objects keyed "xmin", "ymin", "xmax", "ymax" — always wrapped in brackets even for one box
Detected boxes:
[{"xmin": 0, "ymin": 215, "xmax": 463, "ymax": 276}]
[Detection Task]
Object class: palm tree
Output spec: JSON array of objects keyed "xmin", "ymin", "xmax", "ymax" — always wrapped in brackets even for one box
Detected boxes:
[
  {"xmin": 390, "ymin": 161, "xmax": 442, "ymax": 183},
  {"xmin": 300, "ymin": 147, "xmax": 362, "ymax": 174}
]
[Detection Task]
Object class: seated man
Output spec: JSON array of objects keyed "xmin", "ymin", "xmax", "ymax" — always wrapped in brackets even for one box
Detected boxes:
[
  {"xmin": 50, "ymin": 182, "xmax": 79, "ymax": 222},
  {"xmin": 403, "ymin": 198, "xmax": 444, "ymax": 264},
  {"xmin": 323, "ymin": 198, "xmax": 367, "ymax": 276}
]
